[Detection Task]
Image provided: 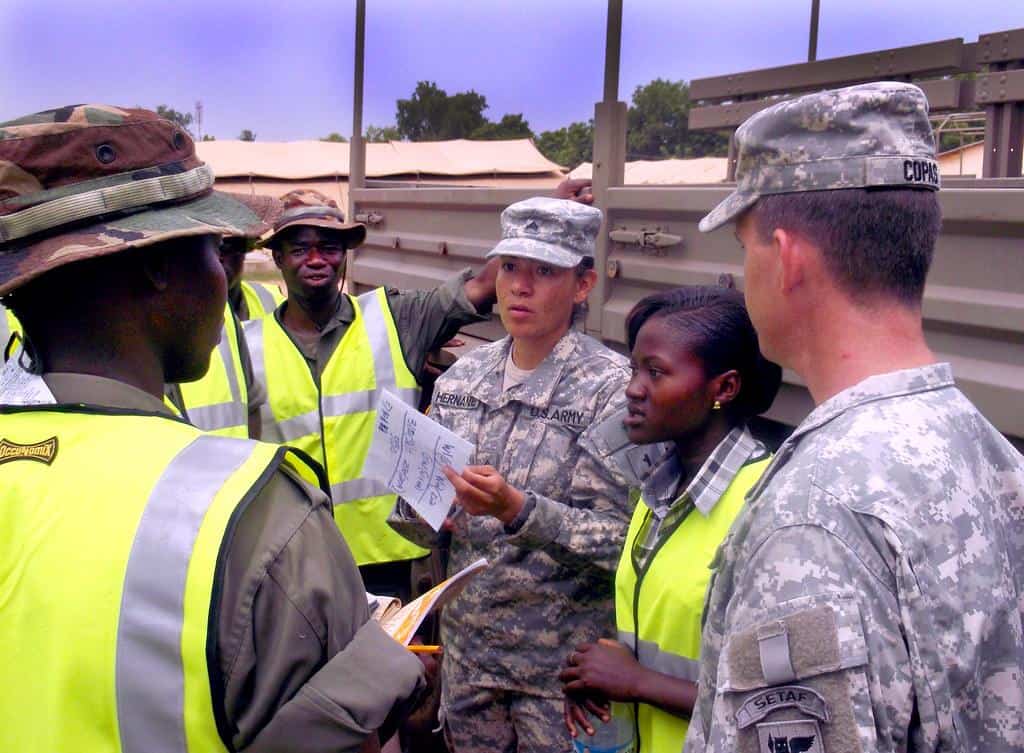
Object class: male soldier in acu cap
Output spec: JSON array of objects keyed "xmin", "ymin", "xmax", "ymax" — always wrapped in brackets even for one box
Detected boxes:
[
  {"xmin": 0, "ymin": 105, "xmax": 425, "ymax": 752},
  {"xmin": 687, "ymin": 82, "xmax": 1024, "ymax": 752},
  {"xmin": 244, "ymin": 188, "xmax": 499, "ymax": 601}
]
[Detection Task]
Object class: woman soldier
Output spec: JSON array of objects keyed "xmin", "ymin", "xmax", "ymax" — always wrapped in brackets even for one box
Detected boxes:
[
  {"xmin": 559, "ymin": 286, "xmax": 782, "ymax": 753},
  {"xmin": 390, "ymin": 197, "xmax": 637, "ymax": 753}
]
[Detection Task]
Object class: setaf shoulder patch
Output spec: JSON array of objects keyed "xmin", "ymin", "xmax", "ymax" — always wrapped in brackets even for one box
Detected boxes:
[{"xmin": 0, "ymin": 436, "xmax": 58, "ymax": 466}]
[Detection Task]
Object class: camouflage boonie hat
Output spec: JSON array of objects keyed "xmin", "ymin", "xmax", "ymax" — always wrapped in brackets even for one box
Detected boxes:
[
  {"xmin": 259, "ymin": 188, "xmax": 366, "ymax": 249},
  {"xmin": 0, "ymin": 104, "xmax": 265, "ymax": 296},
  {"xmin": 220, "ymin": 192, "xmax": 284, "ymax": 244},
  {"xmin": 486, "ymin": 196, "xmax": 602, "ymax": 268},
  {"xmin": 700, "ymin": 81, "xmax": 940, "ymax": 232}
]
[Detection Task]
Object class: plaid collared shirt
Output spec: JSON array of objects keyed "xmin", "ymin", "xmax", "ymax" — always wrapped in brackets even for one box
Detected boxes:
[{"xmin": 632, "ymin": 425, "xmax": 767, "ymax": 569}]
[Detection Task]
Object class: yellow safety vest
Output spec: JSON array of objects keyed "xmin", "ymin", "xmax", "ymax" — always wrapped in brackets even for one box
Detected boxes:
[
  {"xmin": 1, "ymin": 304, "xmax": 22, "ymax": 361},
  {"xmin": 0, "ymin": 405, "xmax": 323, "ymax": 752},
  {"xmin": 175, "ymin": 304, "xmax": 249, "ymax": 438},
  {"xmin": 244, "ymin": 288, "xmax": 428, "ymax": 566},
  {"xmin": 615, "ymin": 458, "xmax": 769, "ymax": 753},
  {"xmin": 239, "ymin": 280, "xmax": 284, "ymax": 321}
]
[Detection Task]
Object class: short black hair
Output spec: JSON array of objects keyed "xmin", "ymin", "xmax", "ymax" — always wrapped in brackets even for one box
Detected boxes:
[
  {"xmin": 751, "ymin": 187, "xmax": 940, "ymax": 306},
  {"xmin": 626, "ymin": 285, "xmax": 782, "ymax": 422}
]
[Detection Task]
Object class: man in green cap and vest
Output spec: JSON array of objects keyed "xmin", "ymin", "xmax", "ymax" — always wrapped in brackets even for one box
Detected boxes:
[
  {"xmin": 163, "ymin": 194, "xmax": 282, "ymax": 439},
  {"xmin": 244, "ymin": 188, "xmax": 498, "ymax": 599},
  {"xmin": 217, "ymin": 192, "xmax": 286, "ymax": 321},
  {"xmin": 686, "ymin": 82, "xmax": 1024, "ymax": 752},
  {"xmin": 0, "ymin": 104, "xmax": 425, "ymax": 752}
]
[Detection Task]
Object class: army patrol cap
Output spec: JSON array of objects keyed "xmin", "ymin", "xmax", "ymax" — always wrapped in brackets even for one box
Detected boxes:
[
  {"xmin": 259, "ymin": 189, "xmax": 366, "ymax": 249},
  {"xmin": 700, "ymin": 81, "xmax": 940, "ymax": 233},
  {"xmin": 487, "ymin": 196, "xmax": 602, "ymax": 268},
  {"xmin": 0, "ymin": 104, "xmax": 267, "ymax": 296}
]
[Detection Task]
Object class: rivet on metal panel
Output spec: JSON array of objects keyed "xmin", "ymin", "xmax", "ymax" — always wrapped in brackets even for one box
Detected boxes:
[
  {"xmin": 393, "ymin": 236, "xmax": 401, "ymax": 249},
  {"xmin": 718, "ymin": 273, "xmax": 736, "ymax": 289},
  {"xmin": 439, "ymin": 241, "xmax": 449, "ymax": 255},
  {"xmin": 607, "ymin": 259, "xmax": 620, "ymax": 279}
]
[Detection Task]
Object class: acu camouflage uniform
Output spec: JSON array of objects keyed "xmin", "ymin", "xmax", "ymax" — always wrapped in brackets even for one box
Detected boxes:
[
  {"xmin": 392, "ymin": 329, "xmax": 634, "ymax": 751},
  {"xmin": 688, "ymin": 83, "xmax": 1024, "ymax": 753},
  {"xmin": 390, "ymin": 196, "xmax": 637, "ymax": 753}
]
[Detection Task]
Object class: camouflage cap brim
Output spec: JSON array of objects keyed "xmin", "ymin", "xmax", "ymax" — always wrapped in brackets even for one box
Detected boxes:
[
  {"xmin": 259, "ymin": 216, "xmax": 367, "ymax": 250},
  {"xmin": 699, "ymin": 190, "xmax": 760, "ymax": 233},
  {"xmin": 486, "ymin": 236, "xmax": 584, "ymax": 268},
  {"xmin": 220, "ymin": 192, "xmax": 284, "ymax": 243},
  {"xmin": 0, "ymin": 190, "xmax": 258, "ymax": 296}
]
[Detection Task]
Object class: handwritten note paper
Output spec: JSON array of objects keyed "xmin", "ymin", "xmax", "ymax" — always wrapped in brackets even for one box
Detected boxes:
[{"xmin": 363, "ymin": 389, "xmax": 474, "ymax": 531}]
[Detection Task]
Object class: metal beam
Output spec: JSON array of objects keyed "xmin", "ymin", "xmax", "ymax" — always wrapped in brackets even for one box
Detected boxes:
[
  {"xmin": 808, "ymin": 0, "xmax": 820, "ymax": 63},
  {"xmin": 349, "ymin": 0, "xmax": 367, "ymax": 223},
  {"xmin": 603, "ymin": 0, "xmax": 623, "ymax": 103}
]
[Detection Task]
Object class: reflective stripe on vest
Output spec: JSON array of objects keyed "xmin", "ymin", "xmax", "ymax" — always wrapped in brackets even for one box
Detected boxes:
[
  {"xmin": 240, "ymin": 281, "xmax": 284, "ymax": 320},
  {"xmin": 615, "ymin": 458, "xmax": 769, "ymax": 752},
  {"xmin": 244, "ymin": 288, "xmax": 427, "ymax": 565},
  {"xmin": 0, "ymin": 410, "xmax": 303, "ymax": 752},
  {"xmin": 176, "ymin": 305, "xmax": 248, "ymax": 438}
]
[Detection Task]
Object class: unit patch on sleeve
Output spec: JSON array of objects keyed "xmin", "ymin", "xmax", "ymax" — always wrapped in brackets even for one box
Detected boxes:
[
  {"xmin": 757, "ymin": 719, "xmax": 823, "ymax": 753},
  {"xmin": 0, "ymin": 436, "xmax": 58, "ymax": 466},
  {"xmin": 736, "ymin": 685, "xmax": 829, "ymax": 728}
]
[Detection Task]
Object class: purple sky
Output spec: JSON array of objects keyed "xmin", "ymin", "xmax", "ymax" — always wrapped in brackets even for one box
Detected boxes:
[{"xmin": 2, "ymin": 0, "xmax": 1021, "ymax": 141}]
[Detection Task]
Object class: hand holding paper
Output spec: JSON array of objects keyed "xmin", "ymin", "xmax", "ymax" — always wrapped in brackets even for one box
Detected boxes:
[{"xmin": 363, "ymin": 389, "xmax": 474, "ymax": 531}]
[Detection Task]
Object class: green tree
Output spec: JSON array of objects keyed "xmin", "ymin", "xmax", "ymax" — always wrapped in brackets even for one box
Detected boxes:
[
  {"xmin": 365, "ymin": 124, "xmax": 401, "ymax": 142},
  {"xmin": 471, "ymin": 113, "xmax": 533, "ymax": 140},
  {"xmin": 535, "ymin": 121, "xmax": 594, "ymax": 168},
  {"xmin": 320, "ymin": 132, "xmax": 348, "ymax": 142},
  {"xmin": 396, "ymin": 81, "xmax": 488, "ymax": 140},
  {"xmin": 155, "ymin": 105, "xmax": 193, "ymax": 135},
  {"xmin": 201, "ymin": 134, "xmax": 216, "ymax": 141},
  {"xmin": 239, "ymin": 129, "xmax": 256, "ymax": 142},
  {"xmin": 627, "ymin": 79, "xmax": 728, "ymax": 159}
]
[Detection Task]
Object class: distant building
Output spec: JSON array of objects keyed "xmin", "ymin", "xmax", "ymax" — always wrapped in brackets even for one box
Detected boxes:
[
  {"xmin": 197, "ymin": 138, "xmax": 566, "ymax": 207},
  {"xmin": 569, "ymin": 157, "xmax": 728, "ymax": 185}
]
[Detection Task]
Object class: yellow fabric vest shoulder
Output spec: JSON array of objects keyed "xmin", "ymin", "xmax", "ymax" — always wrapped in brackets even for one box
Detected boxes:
[
  {"xmin": 240, "ymin": 280, "xmax": 284, "ymax": 320},
  {"xmin": 1, "ymin": 304, "xmax": 23, "ymax": 361},
  {"xmin": 176, "ymin": 303, "xmax": 249, "ymax": 437},
  {"xmin": 615, "ymin": 457, "xmax": 770, "ymax": 753},
  {"xmin": 244, "ymin": 288, "xmax": 427, "ymax": 566},
  {"xmin": 0, "ymin": 407, "xmax": 313, "ymax": 752}
]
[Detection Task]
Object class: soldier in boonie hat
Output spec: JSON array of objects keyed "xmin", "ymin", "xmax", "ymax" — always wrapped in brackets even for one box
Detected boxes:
[
  {"xmin": 216, "ymin": 192, "xmax": 286, "ymax": 321},
  {"xmin": 486, "ymin": 196, "xmax": 602, "ymax": 267},
  {"xmin": 699, "ymin": 80, "xmax": 940, "ymax": 232},
  {"xmin": 0, "ymin": 105, "xmax": 264, "ymax": 297},
  {"xmin": 259, "ymin": 188, "xmax": 366, "ymax": 249}
]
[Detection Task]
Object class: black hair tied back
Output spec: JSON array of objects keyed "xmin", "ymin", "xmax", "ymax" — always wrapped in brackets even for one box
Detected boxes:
[{"xmin": 625, "ymin": 285, "xmax": 782, "ymax": 423}]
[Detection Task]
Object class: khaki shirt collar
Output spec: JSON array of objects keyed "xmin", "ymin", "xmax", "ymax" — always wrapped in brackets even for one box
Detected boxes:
[{"xmin": 43, "ymin": 372, "xmax": 174, "ymax": 415}]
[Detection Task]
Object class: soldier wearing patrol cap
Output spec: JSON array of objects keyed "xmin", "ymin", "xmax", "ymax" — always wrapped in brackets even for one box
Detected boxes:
[
  {"xmin": 0, "ymin": 105, "xmax": 425, "ymax": 752},
  {"xmin": 687, "ymin": 82, "xmax": 1024, "ymax": 752},
  {"xmin": 390, "ymin": 196, "xmax": 636, "ymax": 753}
]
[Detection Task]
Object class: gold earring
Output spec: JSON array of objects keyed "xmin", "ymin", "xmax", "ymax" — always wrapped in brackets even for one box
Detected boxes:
[{"xmin": 712, "ymin": 400, "xmax": 722, "ymax": 411}]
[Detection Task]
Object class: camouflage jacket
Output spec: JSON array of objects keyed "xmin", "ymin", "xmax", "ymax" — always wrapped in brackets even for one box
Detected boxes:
[
  {"xmin": 685, "ymin": 363, "xmax": 1024, "ymax": 753},
  {"xmin": 389, "ymin": 329, "xmax": 634, "ymax": 696}
]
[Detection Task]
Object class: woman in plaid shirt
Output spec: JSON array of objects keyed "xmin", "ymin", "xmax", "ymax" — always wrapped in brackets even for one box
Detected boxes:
[{"xmin": 561, "ymin": 286, "xmax": 781, "ymax": 753}]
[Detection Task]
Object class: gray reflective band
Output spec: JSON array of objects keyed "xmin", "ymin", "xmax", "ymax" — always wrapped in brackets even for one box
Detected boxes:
[
  {"xmin": 188, "ymin": 326, "xmax": 245, "ymax": 431},
  {"xmin": 620, "ymin": 630, "xmax": 701, "ymax": 682},
  {"xmin": 331, "ymin": 476, "xmax": 392, "ymax": 503},
  {"xmin": 116, "ymin": 435, "xmax": 257, "ymax": 753},
  {"xmin": 354, "ymin": 290, "xmax": 419, "ymax": 409},
  {"xmin": 278, "ymin": 409, "xmax": 321, "ymax": 442},
  {"xmin": 0, "ymin": 164, "xmax": 215, "ymax": 243},
  {"xmin": 251, "ymin": 283, "xmax": 277, "ymax": 314},
  {"xmin": 243, "ymin": 318, "xmax": 265, "ymax": 385}
]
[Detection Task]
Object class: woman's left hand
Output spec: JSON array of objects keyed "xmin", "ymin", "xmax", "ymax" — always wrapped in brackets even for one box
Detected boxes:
[
  {"xmin": 443, "ymin": 465, "xmax": 525, "ymax": 525},
  {"xmin": 559, "ymin": 639, "xmax": 646, "ymax": 703}
]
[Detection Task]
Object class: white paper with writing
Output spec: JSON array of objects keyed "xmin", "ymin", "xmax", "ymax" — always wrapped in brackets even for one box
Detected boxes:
[
  {"xmin": 0, "ymin": 353, "xmax": 56, "ymax": 406},
  {"xmin": 363, "ymin": 389, "xmax": 474, "ymax": 531}
]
